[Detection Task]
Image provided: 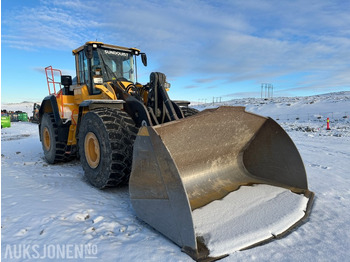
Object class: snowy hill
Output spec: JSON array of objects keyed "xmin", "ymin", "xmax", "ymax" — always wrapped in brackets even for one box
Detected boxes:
[
  {"xmin": 195, "ymin": 91, "xmax": 350, "ymax": 122},
  {"xmin": 1, "ymin": 92, "xmax": 350, "ymax": 261},
  {"xmin": 194, "ymin": 91, "xmax": 350, "ymax": 138}
]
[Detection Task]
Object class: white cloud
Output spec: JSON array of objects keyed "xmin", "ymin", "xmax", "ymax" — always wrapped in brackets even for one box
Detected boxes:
[
  {"xmin": 2, "ymin": 0, "xmax": 350, "ymax": 97},
  {"xmin": 2, "ymin": 0, "xmax": 105, "ymax": 51}
]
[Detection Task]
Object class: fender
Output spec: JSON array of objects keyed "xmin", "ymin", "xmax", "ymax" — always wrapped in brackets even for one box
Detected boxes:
[
  {"xmin": 75, "ymin": 99, "xmax": 127, "ymax": 140},
  {"xmin": 39, "ymin": 95, "xmax": 62, "ymax": 126},
  {"xmin": 38, "ymin": 95, "xmax": 70, "ymax": 142}
]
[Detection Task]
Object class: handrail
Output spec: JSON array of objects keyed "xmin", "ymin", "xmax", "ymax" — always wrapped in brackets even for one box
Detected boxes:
[{"xmin": 45, "ymin": 66, "xmax": 62, "ymax": 95}]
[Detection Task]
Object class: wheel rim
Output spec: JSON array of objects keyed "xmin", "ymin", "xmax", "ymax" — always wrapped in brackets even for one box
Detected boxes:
[
  {"xmin": 84, "ymin": 132, "xmax": 100, "ymax": 169},
  {"xmin": 43, "ymin": 127, "xmax": 51, "ymax": 151}
]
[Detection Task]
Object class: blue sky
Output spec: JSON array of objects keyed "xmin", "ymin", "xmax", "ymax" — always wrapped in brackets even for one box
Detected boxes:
[{"xmin": 2, "ymin": 0, "xmax": 350, "ymax": 103}]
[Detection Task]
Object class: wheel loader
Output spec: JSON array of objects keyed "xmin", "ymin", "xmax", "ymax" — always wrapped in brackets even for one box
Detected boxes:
[{"xmin": 39, "ymin": 41, "xmax": 314, "ymax": 261}]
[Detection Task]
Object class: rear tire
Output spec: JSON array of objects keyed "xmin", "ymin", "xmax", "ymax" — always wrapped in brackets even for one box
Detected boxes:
[
  {"xmin": 78, "ymin": 108, "xmax": 138, "ymax": 188},
  {"xmin": 182, "ymin": 107, "xmax": 199, "ymax": 117},
  {"xmin": 40, "ymin": 113, "xmax": 71, "ymax": 163}
]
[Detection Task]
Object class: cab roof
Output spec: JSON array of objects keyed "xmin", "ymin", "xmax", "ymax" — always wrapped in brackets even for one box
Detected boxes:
[{"xmin": 72, "ymin": 41, "xmax": 141, "ymax": 55}]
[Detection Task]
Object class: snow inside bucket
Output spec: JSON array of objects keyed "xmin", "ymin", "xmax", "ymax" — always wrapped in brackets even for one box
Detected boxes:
[{"xmin": 192, "ymin": 184, "xmax": 309, "ymax": 257}]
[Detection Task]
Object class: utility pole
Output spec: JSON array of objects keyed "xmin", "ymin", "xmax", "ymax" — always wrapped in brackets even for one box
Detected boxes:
[{"xmin": 261, "ymin": 83, "xmax": 274, "ymax": 99}]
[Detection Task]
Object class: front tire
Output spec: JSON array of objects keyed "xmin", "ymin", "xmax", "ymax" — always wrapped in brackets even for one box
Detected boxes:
[{"xmin": 78, "ymin": 108, "xmax": 138, "ymax": 188}]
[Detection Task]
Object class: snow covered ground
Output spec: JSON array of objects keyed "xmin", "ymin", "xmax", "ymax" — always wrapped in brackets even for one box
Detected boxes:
[{"xmin": 1, "ymin": 92, "xmax": 350, "ymax": 261}]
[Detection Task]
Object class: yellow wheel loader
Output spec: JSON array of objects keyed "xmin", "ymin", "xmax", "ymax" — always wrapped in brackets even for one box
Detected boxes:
[{"xmin": 39, "ymin": 41, "xmax": 314, "ymax": 261}]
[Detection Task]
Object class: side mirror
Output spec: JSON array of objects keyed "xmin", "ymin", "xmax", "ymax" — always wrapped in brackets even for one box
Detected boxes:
[
  {"xmin": 61, "ymin": 75, "xmax": 72, "ymax": 87},
  {"xmin": 84, "ymin": 45, "xmax": 93, "ymax": 59},
  {"xmin": 141, "ymin": 53, "xmax": 147, "ymax": 67}
]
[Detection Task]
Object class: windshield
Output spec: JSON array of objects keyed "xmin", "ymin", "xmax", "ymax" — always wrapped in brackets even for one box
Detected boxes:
[{"xmin": 95, "ymin": 48, "xmax": 135, "ymax": 82}]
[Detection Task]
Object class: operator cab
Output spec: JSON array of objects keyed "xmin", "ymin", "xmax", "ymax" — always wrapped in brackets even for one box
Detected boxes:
[{"xmin": 69, "ymin": 42, "xmax": 147, "ymax": 95}]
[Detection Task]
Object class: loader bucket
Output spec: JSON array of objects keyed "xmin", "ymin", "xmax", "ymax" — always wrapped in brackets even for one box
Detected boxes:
[{"xmin": 129, "ymin": 106, "xmax": 314, "ymax": 261}]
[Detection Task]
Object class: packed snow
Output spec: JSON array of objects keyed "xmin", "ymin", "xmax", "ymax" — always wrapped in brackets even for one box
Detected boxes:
[{"xmin": 1, "ymin": 92, "xmax": 350, "ymax": 261}]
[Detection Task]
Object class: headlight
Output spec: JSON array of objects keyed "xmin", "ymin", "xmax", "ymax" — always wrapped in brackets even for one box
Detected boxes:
[{"xmin": 164, "ymin": 82, "xmax": 171, "ymax": 89}]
